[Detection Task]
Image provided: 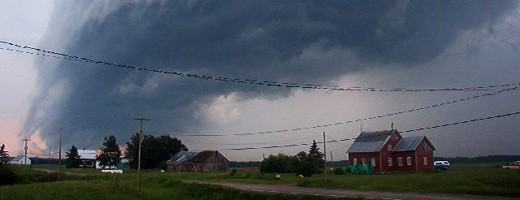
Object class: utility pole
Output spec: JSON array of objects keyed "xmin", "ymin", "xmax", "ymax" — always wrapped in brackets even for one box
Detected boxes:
[
  {"xmin": 330, "ymin": 151, "xmax": 333, "ymax": 162},
  {"xmin": 48, "ymin": 149, "xmax": 51, "ymax": 165},
  {"xmin": 58, "ymin": 128, "xmax": 63, "ymax": 181},
  {"xmin": 323, "ymin": 132, "xmax": 327, "ymax": 182},
  {"xmin": 133, "ymin": 117, "xmax": 150, "ymax": 193},
  {"xmin": 22, "ymin": 138, "xmax": 31, "ymax": 166}
]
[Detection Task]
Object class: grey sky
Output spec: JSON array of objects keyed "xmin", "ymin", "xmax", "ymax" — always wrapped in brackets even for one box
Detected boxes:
[
  {"xmin": 2, "ymin": 1, "xmax": 519, "ymax": 161},
  {"xmin": 0, "ymin": 0, "xmax": 52, "ymax": 155}
]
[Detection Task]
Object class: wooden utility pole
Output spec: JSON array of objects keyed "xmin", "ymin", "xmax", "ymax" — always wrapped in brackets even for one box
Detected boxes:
[
  {"xmin": 323, "ymin": 132, "xmax": 327, "ymax": 182},
  {"xmin": 58, "ymin": 128, "xmax": 63, "ymax": 181},
  {"xmin": 22, "ymin": 138, "xmax": 31, "ymax": 166},
  {"xmin": 133, "ymin": 117, "xmax": 150, "ymax": 193}
]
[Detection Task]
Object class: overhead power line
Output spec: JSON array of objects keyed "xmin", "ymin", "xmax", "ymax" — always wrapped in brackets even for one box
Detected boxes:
[
  {"xmin": 171, "ymin": 86, "xmax": 518, "ymax": 137},
  {"xmin": 223, "ymin": 110, "xmax": 520, "ymax": 151},
  {"xmin": 1, "ymin": 40, "xmax": 519, "ymax": 92}
]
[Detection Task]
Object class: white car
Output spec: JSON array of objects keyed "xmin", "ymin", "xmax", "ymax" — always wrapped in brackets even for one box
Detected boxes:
[{"xmin": 434, "ymin": 161, "xmax": 450, "ymax": 171}]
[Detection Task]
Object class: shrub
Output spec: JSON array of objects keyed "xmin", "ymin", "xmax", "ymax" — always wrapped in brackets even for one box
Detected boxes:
[
  {"xmin": 345, "ymin": 167, "xmax": 351, "ymax": 174},
  {"xmin": 48, "ymin": 172, "xmax": 62, "ymax": 181},
  {"xmin": 0, "ymin": 167, "xmax": 17, "ymax": 185},
  {"xmin": 333, "ymin": 167, "xmax": 345, "ymax": 175},
  {"xmin": 296, "ymin": 179, "xmax": 311, "ymax": 187},
  {"xmin": 229, "ymin": 168, "xmax": 238, "ymax": 177}
]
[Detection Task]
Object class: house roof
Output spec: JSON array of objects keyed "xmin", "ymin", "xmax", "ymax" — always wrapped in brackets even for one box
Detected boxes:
[
  {"xmin": 394, "ymin": 136, "xmax": 436, "ymax": 152},
  {"xmin": 78, "ymin": 150, "xmax": 97, "ymax": 160},
  {"xmin": 346, "ymin": 130, "xmax": 400, "ymax": 153},
  {"xmin": 10, "ymin": 155, "xmax": 26, "ymax": 162},
  {"xmin": 166, "ymin": 151, "xmax": 198, "ymax": 166}
]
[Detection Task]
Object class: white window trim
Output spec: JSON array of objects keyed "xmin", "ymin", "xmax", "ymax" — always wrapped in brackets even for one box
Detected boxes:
[
  {"xmin": 371, "ymin": 157, "xmax": 376, "ymax": 166},
  {"xmin": 388, "ymin": 157, "xmax": 393, "ymax": 166},
  {"xmin": 407, "ymin": 157, "xmax": 412, "ymax": 166},
  {"xmin": 398, "ymin": 157, "xmax": 403, "ymax": 166},
  {"xmin": 423, "ymin": 157, "xmax": 427, "ymax": 165}
]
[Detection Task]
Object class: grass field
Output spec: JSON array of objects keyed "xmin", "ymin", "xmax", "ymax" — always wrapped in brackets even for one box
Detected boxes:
[
  {"xmin": 151, "ymin": 164, "xmax": 520, "ymax": 197},
  {"xmin": 1, "ymin": 164, "xmax": 519, "ymax": 199},
  {"xmin": 0, "ymin": 165, "xmax": 343, "ymax": 200}
]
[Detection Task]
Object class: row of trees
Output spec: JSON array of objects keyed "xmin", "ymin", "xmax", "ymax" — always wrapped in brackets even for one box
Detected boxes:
[
  {"xmin": 65, "ymin": 134, "xmax": 187, "ymax": 170},
  {"xmin": 259, "ymin": 140, "xmax": 324, "ymax": 177}
]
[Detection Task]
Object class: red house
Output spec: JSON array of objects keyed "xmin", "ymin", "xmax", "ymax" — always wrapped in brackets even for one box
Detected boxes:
[{"xmin": 346, "ymin": 129, "xmax": 435, "ymax": 172}]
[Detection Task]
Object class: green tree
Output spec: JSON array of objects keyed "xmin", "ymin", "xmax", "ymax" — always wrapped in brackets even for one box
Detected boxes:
[
  {"xmin": 294, "ymin": 151, "xmax": 315, "ymax": 177},
  {"xmin": 125, "ymin": 134, "xmax": 187, "ymax": 169},
  {"xmin": 0, "ymin": 144, "xmax": 10, "ymax": 167},
  {"xmin": 308, "ymin": 140, "xmax": 324, "ymax": 170},
  {"xmin": 259, "ymin": 153, "xmax": 296, "ymax": 173},
  {"xmin": 97, "ymin": 135, "xmax": 122, "ymax": 169},
  {"xmin": 65, "ymin": 145, "xmax": 81, "ymax": 168}
]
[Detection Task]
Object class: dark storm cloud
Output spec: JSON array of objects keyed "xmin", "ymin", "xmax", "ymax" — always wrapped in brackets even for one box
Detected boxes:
[{"xmin": 23, "ymin": 0, "xmax": 518, "ymax": 149}]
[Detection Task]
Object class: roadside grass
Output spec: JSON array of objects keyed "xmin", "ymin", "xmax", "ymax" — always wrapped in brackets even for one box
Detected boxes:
[
  {"xmin": 7, "ymin": 164, "xmax": 519, "ymax": 198},
  {"xmin": 32, "ymin": 164, "xmax": 101, "ymax": 175},
  {"xmin": 1, "ymin": 165, "xmax": 60, "ymax": 184},
  {"xmin": 0, "ymin": 181, "xmax": 139, "ymax": 200},
  {"xmin": 1, "ymin": 167, "xmax": 347, "ymax": 200},
  {"xmin": 161, "ymin": 164, "xmax": 520, "ymax": 197}
]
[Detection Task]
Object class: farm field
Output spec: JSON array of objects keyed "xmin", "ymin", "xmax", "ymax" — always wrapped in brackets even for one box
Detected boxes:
[
  {"xmin": 0, "ymin": 165, "xmax": 344, "ymax": 200},
  {"xmin": 1, "ymin": 164, "xmax": 519, "ymax": 199}
]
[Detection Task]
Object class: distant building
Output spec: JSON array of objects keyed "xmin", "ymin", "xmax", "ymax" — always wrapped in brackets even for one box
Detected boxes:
[
  {"xmin": 9, "ymin": 155, "xmax": 31, "ymax": 165},
  {"xmin": 78, "ymin": 149, "xmax": 97, "ymax": 168},
  {"xmin": 166, "ymin": 150, "xmax": 229, "ymax": 173},
  {"xmin": 346, "ymin": 129, "xmax": 435, "ymax": 172}
]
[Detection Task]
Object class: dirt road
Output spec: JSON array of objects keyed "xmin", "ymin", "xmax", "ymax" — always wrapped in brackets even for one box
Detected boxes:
[
  {"xmin": 186, "ymin": 180, "xmax": 520, "ymax": 200},
  {"xmin": 32, "ymin": 168, "xmax": 86, "ymax": 176}
]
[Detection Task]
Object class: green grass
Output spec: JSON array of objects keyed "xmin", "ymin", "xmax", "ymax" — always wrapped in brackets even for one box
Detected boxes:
[
  {"xmin": 0, "ymin": 166, "xmax": 345, "ymax": 200},
  {"xmin": 3, "ymin": 164, "xmax": 518, "ymax": 198},
  {"xmin": 159, "ymin": 164, "xmax": 520, "ymax": 197},
  {"xmin": 0, "ymin": 181, "xmax": 139, "ymax": 200}
]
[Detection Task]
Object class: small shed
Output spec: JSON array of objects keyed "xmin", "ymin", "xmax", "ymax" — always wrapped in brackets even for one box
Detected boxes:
[
  {"xmin": 166, "ymin": 150, "xmax": 229, "ymax": 173},
  {"xmin": 9, "ymin": 155, "xmax": 31, "ymax": 165}
]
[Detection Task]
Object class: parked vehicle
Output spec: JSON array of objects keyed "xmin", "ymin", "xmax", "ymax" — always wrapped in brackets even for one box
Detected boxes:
[
  {"xmin": 502, "ymin": 161, "xmax": 520, "ymax": 170},
  {"xmin": 434, "ymin": 161, "xmax": 450, "ymax": 171}
]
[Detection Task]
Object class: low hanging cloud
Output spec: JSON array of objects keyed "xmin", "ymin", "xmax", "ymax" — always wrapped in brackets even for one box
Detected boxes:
[{"xmin": 22, "ymin": 0, "xmax": 518, "ymax": 151}]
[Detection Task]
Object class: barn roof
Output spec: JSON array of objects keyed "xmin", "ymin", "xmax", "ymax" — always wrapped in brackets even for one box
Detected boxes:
[
  {"xmin": 188, "ymin": 150, "xmax": 218, "ymax": 163},
  {"xmin": 167, "ymin": 150, "xmax": 229, "ymax": 166},
  {"xmin": 394, "ymin": 136, "xmax": 436, "ymax": 151},
  {"xmin": 346, "ymin": 130, "xmax": 400, "ymax": 153},
  {"xmin": 166, "ymin": 151, "xmax": 198, "ymax": 166}
]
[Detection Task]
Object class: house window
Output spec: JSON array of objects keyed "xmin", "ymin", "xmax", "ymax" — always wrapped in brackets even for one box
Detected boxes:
[
  {"xmin": 398, "ymin": 157, "xmax": 403, "ymax": 166},
  {"xmin": 388, "ymin": 157, "xmax": 393, "ymax": 166},
  {"xmin": 407, "ymin": 157, "xmax": 412, "ymax": 166},
  {"xmin": 361, "ymin": 158, "xmax": 366, "ymax": 165},
  {"xmin": 353, "ymin": 158, "xmax": 357, "ymax": 166},
  {"xmin": 371, "ymin": 157, "xmax": 376, "ymax": 166},
  {"xmin": 423, "ymin": 157, "xmax": 427, "ymax": 165},
  {"xmin": 387, "ymin": 144, "xmax": 392, "ymax": 151},
  {"xmin": 422, "ymin": 143, "xmax": 427, "ymax": 151}
]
